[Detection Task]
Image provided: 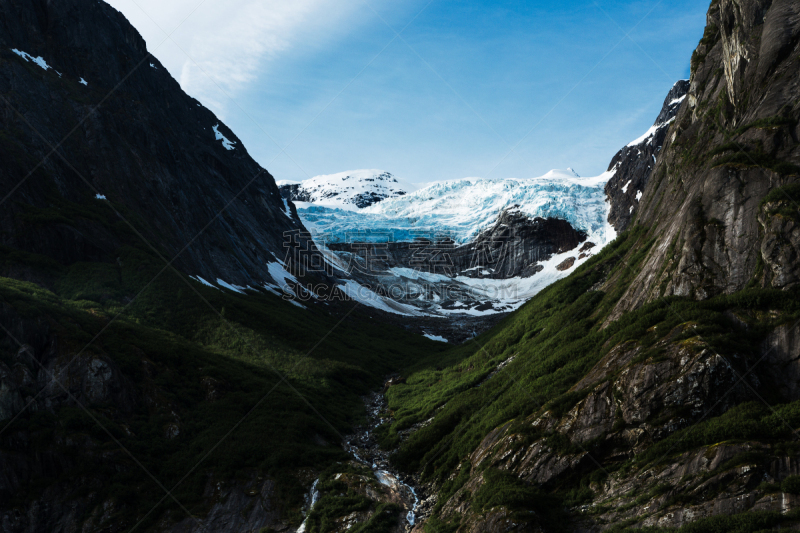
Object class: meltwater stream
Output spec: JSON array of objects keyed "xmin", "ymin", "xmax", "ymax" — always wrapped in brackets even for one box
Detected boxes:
[
  {"xmin": 345, "ymin": 389, "xmax": 422, "ymax": 529},
  {"xmin": 297, "ymin": 390, "xmax": 422, "ymax": 532}
]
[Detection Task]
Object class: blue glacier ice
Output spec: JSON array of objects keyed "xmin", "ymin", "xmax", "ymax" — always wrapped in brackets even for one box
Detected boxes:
[{"xmin": 294, "ymin": 169, "xmax": 616, "ymax": 245}]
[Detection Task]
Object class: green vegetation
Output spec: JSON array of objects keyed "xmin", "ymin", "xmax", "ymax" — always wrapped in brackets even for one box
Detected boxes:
[
  {"xmin": 783, "ymin": 475, "xmax": 800, "ymax": 495},
  {"xmin": 382, "ymin": 225, "xmax": 800, "ymax": 485},
  {"xmin": 633, "ymin": 401, "xmax": 800, "ymax": 468},
  {"xmin": 301, "ymin": 463, "xmax": 401, "ymax": 533},
  {"xmin": 472, "ymin": 468, "xmax": 565, "ymax": 527},
  {"xmin": 377, "ymin": 221, "xmax": 800, "ymax": 526},
  {"xmin": 732, "ymin": 114, "xmax": 797, "ymax": 136},
  {"xmin": 711, "ymin": 147, "xmax": 800, "ymax": 176},
  {"xmin": 0, "ymin": 199, "xmax": 446, "ymax": 529},
  {"xmin": 759, "ymin": 181, "xmax": 800, "ymax": 222},
  {"xmin": 690, "ymin": 23, "xmax": 719, "ymax": 74},
  {"xmin": 702, "ymin": 108, "xmax": 800, "ymax": 176},
  {"xmin": 607, "ymin": 510, "xmax": 800, "ymax": 532}
]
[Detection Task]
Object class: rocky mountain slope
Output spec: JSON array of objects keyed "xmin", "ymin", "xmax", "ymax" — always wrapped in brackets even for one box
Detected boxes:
[
  {"xmin": 0, "ymin": 1, "xmax": 448, "ymax": 531},
  {"xmin": 605, "ymin": 80, "xmax": 690, "ymax": 233},
  {"xmin": 611, "ymin": 0, "xmax": 800, "ymax": 316},
  {"xmin": 0, "ymin": 0, "xmax": 317, "ymax": 291},
  {"xmin": 353, "ymin": 1, "xmax": 800, "ymax": 532}
]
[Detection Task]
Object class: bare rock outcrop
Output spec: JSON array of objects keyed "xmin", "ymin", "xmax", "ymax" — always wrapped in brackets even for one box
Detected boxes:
[{"xmin": 608, "ymin": 0, "xmax": 800, "ymax": 319}]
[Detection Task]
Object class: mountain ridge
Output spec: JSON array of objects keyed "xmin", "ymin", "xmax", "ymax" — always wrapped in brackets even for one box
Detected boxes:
[
  {"xmin": 0, "ymin": 0, "xmax": 321, "ymax": 293},
  {"xmin": 279, "ymin": 169, "xmax": 413, "ymax": 210}
]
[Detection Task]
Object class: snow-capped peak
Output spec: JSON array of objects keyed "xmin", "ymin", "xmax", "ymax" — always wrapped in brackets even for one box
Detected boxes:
[
  {"xmin": 278, "ymin": 169, "xmax": 415, "ymax": 210},
  {"xmin": 626, "ymin": 79, "xmax": 688, "ymax": 148},
  {"xmin": 537, "ymin": 168, "xmax": 582, "ymax": 181}
]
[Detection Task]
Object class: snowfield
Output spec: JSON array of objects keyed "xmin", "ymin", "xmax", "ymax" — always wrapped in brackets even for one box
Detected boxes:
[{"xmin": 278, "ymin": 169, "xmax": 414, "ymax": 210}]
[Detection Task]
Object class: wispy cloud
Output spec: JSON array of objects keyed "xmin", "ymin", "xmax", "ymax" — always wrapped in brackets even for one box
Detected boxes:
[{"xmin": 105, "ymin": 0, "xmax": 361, "ymax": 115}]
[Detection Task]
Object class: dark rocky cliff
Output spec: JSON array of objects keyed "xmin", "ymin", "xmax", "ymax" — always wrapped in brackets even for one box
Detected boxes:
[
  {"xmin": 0, "ymin": 0, "xmax": 312, "ymax": 289},
  {"xmin": 328, "ymin": 211, "xmax": 588, "ymax": 280},
  {"xmin": 605, "ymin": 80, "xmax": 690, "ymax": 233},
  {"xmin": 610, "ymin": 0, "xmax": 800, "ymax": 317}
]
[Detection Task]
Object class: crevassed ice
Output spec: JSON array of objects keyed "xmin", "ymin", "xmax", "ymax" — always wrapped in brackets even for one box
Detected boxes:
[{"xmin": 297, "ymin": 171, "xmax": 612, "ymax": 245}]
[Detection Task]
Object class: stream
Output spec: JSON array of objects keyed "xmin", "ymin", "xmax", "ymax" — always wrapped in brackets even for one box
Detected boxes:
[{"xmin": 297, "ymin": 388, "xmax": 426, "ymax": 532}]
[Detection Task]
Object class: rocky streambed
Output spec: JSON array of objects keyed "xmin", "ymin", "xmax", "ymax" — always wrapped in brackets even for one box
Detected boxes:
[
  {"xmin": 297, "ymin": 385, "xmax": 435, "ymax": 533},
  {"xmin": 344, "ymin": 391, "xmax": 422, "ymax": 530}
]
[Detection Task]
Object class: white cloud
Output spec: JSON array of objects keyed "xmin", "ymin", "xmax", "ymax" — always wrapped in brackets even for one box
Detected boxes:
[{"xmin": 104, "ymin": 0, "xmax": 361, "ymax": 115}]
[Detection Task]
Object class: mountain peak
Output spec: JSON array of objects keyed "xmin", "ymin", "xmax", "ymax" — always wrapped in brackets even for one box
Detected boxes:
[{"xmin": 278, "ymin": 169, "xmax": 415, "ymax": 209}]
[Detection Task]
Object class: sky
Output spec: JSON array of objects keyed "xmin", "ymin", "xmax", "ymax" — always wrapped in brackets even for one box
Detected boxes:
[{"xmin": 104, "ymin": 0, "xmax": 709, "ymax": 186}]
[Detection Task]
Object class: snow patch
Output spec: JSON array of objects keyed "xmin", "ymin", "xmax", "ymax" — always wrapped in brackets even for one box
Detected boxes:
[
  {"xmin": 216, "ymin": 278, "xmax": 247, "ymax": 294},
  {"xmin": 621, "ymin": 180, "xmax": 631, "ymax": 194},
  {"xmin": 266, "ymin": 261, "xmax": 299, "ymax": 292},
  {"xmin": 627, "ymin": 124, "xmax": 658, "ymax": 147},
  {"xmin": 636, "ymin": 190, "xmax": 643, "ymax": 202},
  {"xmin": 282, "ymin": 170, "xmax": 414, "ymax": 211},
  {"xmin": 191, "ymin": 275, "xmax": 220, "ymax": 290},
  {"xmin": 669, "ymin": 95, "xmax": 686, "ymax": 106},
  {"xmin": 79, "ymin": 78, "xmax": 88, "ymax": 86},
  {"xmin": 337, "ymin": 279, "xmax": 425, "ymax": 316},
  {"xmin": 423, "ymin": 332, "xmax": 448, "ymax": 343},
  {"xmin": 262, "ymin": 284, "xmax": 282, "ymax": 296},
  {"xmin": 282, "ymin": 198, "xmax": 293, "ymax": 219},
  {"xmin": 11, "ymin": 49, "xmax": 61, "ymax": 76},
  {"xmin": 212, "ymin": 124, "xmax": 235, "ymax": 150},
  {"xmin": 95, "ymin": 194, "xmax": 107, "ymax": 200},
  {"xmin": 627, "ymin": 117, "xmax": 676, "ymax": 147}
]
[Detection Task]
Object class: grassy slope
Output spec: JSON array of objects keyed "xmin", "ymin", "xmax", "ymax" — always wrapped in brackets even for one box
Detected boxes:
[
  {"xmin": 378, "ymin": 225, "xmax": 800, "ymax": 530},
  {"xmin": 0, "ymin": 198, "xmax": 447, "ymax": 528}
]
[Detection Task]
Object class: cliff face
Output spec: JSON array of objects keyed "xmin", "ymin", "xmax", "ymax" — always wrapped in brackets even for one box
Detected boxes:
[
  {"xmin": 605, "ymin": 80, "xmax": 690, "ymax": 233},
  {"xmin": 610, "ymin": 0, "xmax": 800, "ymax": 318},
  {"xmin": 0, "ymin": 0, "xmax": 311, "ymax": 289}
]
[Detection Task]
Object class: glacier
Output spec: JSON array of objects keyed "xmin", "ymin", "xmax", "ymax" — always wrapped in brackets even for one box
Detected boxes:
[
  {"xmin": 272, "ymin": 167, "xmax": 619, "ymax": 337},
  {"xmin": 295, "ymin": 168, "xmax": 615, "ymax": 246}
]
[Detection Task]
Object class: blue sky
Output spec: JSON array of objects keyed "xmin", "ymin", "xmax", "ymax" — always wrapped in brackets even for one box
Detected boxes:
[{"xmin": 106, "ymin": 0, "xmax": 708, "ymax": 186}]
